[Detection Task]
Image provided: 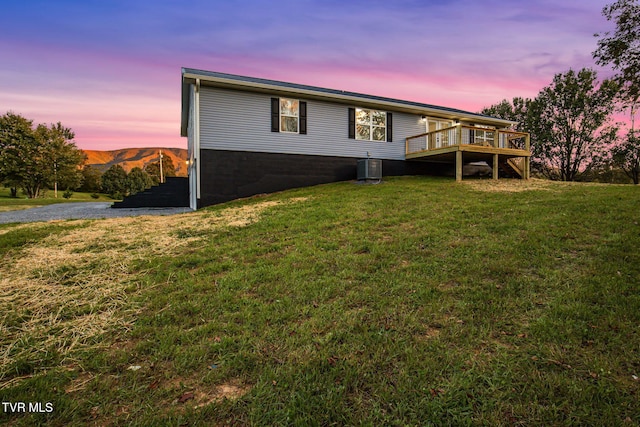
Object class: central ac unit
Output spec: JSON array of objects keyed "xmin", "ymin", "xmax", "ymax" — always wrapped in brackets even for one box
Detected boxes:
[{"xmin": 357, "ymin": 159, "xmax": 382, "ymax": 181}]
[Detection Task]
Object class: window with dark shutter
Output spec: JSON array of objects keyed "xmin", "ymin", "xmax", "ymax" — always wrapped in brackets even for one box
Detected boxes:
[
  {"xmin": 348, "ymin": 108, "xmax": 355, "ymax": 139},
  {"xmin": 299, "ymin": 101, "xmax": 307, "ymax": 135},
  {"xmin": 353, "ymin": 108, "xmax": 387, "ymax": 141},
  {"xmin": 271, "ymin": 98, "xmax": 279, "ymax": 132}
]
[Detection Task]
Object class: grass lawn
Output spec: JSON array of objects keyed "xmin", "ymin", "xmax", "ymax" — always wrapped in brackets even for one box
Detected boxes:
[
  {"xmin": 0, "ymin": 188, "xmax": 116, "ymax": 212},
  {"xmin": 0, "ymin": 177, "xmax": 638, "ymax": 426}
]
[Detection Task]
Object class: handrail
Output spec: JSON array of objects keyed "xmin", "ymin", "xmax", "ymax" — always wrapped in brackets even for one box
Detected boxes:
[
  {"xmin": 405, "ymin": 125, "xmax": 530, "ymax": 155},
  {"xmin": 405, "ymin": 125, "xmax": 460, "ymax": 140},
  {"xmin": 405, "ymin": 125, "xmax": 461, "ymax": 153}
]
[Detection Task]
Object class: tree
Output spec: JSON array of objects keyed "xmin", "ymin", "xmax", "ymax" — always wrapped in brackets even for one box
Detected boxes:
[
  {"xmin": 612, "ymin": 133, "xmax": 640, "ymax": 183},
  {"xmin": 35, "ymin": 122, "xmax": 85, "ymax": 196},
  {"xmin": 0, "ymin": 112, "xmax": 35, "ymax": 196},
  {"xmin": 101, "ymin": 164, "xmax": 128, "ymax": 198},
  {"xmin": 594, "ymin": 0, "xmax": 640, "ymax": 118},
  {"xmin": 480, "ymin": 97, "xmax": 533, "ymax": 150},
  {"xmin": 127, "ymin": 167, "xmax": 153, "ymax": 195},
  {"xmin": 526, "ymin": 69, "xmax": 619, "ymax": 181},
  {"xmin": 0, "ymin": 112, "xmax": 84, "ymax": 198},
  {"xmin": 79, "ymin": 165, "xmax": 103, "ymax": 193},
  {"xmin": 594, "ymin": 0, "xmax": 640, "ymax": 183},
  {"xmin": 145, "ymin": 155, "xmax": 176, "ymax": 185},
  {"xmin": 480, "ymin": 97, "xmax": 530, "ymax": 133}
]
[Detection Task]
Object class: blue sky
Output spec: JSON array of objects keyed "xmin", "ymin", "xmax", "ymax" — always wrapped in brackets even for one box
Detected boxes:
[{"xmin": 0, "ymin": 0, "xmax": 615, "ymax": 149}]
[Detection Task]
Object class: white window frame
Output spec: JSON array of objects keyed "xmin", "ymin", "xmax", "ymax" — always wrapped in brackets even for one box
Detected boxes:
[
  {"xmin": 356, "ymin": 108, "xmax": 387, "ymax": 142},
  {"xmin": 473, "ymin": 127, "xmax": 495, "ymax": 145},
  {"xmin": 427, "ymin": 118, "xmax": 453, "ymax": 148},
  {"xmin": 280, "ymin": 98, "xmax": 299, "ymax": 134}
]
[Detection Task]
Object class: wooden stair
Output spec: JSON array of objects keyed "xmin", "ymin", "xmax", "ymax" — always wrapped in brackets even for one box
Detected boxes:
[{"xmin": 497, "ymin": 158, "xmax": 525, "ymax": 178}]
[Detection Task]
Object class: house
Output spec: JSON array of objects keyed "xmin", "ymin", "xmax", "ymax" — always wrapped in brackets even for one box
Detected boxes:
[{"xmin": 180, "ymin": 68, "xmax": 530, "ymax": 210}]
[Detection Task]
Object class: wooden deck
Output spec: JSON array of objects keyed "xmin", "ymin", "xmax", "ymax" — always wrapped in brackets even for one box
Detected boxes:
[{"xmin": 405, "ymin": 125, "xmax": 531, "ymax": 180}]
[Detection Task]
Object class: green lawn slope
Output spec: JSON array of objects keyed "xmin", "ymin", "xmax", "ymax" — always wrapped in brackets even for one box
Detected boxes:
[{"xmin": 0, "ymin": 177, "xmax": 638, "ymax": 426}]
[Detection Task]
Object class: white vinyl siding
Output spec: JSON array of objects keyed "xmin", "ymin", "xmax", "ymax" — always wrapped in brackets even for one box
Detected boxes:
[{"xmin": 199, "ymin": 86, "xmax": 424, "ymax": 160}]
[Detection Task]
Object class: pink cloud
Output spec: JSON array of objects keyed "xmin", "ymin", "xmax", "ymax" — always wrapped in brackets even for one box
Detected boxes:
[{"xmin": 0, "ymin": 0, "xmax": 618, "ymax": 151}]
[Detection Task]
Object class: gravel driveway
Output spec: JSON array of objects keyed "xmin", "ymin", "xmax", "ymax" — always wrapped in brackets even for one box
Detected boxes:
[{"xmin": 0, "ymin": 202, "xmax": 193, "ymax": 224}]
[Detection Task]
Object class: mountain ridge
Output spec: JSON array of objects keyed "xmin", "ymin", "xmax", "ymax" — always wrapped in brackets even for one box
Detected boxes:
[{"xmin": 83, "ymin": 147, "xmax": 188, "ymax": 176}]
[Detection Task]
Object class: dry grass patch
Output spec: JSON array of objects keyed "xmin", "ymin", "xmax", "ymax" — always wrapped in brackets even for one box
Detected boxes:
[
  {"xmin": 462, "ymin": 178, "xmax": 558, "ymax": 193},
  {"xmin": 0, "ymin": 220, "xmax": 75, "ymax": 236},
  {"xmin": 0, "ymin": 197, "xmax": 306, "ymax": 386},
  {"xmin": 0, "ymin": 205, "xmax": 36, "ymax": 212},
  {"xmin": 416, "ymin": 326, "xmax": 442, "ymax": 341},
  {"xmin": 169, "ymin": 378, "xmax": 251, "ymax": 409},
  {"xmin": 193, "ymin": 380, "xmax": 251, "ymax": 408},
  {"xmin": 158, "ymin": 373, "xmax": 252, "ymax": 410},
  {"xmin": 64, "ymin": 370, "xmax": 95, "ymax": 394},
  {"xmin": 462, "ymin": 177, "xmax": 636, "ymax": 193}
]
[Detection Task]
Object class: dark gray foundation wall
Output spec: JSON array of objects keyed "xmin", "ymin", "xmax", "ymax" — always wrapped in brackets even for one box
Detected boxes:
[{"xmin": 198, "ymin": 149, "xmax": 446, "ymax": 208}]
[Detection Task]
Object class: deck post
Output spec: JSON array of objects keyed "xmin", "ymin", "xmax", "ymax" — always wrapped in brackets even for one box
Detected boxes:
[
  {"xmin": 493, "ymin": 154, "xmax": 499, "ymax": 180},
  {"xmin": 524, "ymin": 132, "xmax": 531, "ymax": 180},
  {"xmin": 456, "ymin": 150, "xmax": 463, "ymax": 182}
]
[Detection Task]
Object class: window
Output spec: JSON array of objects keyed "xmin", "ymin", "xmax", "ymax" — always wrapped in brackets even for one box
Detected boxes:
[
  {"xmin": 280, "ymin": 98, "xmax": 299, "ymax": 133},
  {"xmin": 473, "ymin": 128, "xmax": 495, "ymax": 145},
  {"xmin": 271, "ymin": 98, "xmax": 306, "ymax": 134},
  {"xmin": 428, "ymin": 119, "xmax": 452, "ymax": 133},
  {"xmin": 427, "ymin": 119, "xmax": 453, "ymax": 148},
  {"xmin": 356, "ymin": 108, "xmax": 387, "ymax": 141}
]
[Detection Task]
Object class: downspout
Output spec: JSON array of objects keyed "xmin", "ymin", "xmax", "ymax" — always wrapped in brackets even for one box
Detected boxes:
[{"xmin": 195, "ymin": 78, "xmax": 201, "ymax": 204}]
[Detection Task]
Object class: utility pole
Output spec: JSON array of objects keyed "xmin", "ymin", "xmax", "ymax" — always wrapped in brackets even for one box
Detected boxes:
[
  {"xmin": 53, "ymin": 159, "xmax": 58, "ymax": 198},
  {"xmin": 159, "ymin": 149, "xmax": 164, "ymax": 184}
]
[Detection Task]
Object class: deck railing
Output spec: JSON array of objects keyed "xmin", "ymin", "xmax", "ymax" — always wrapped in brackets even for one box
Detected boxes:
[{"xmin": 405, "ymin": 124, "xmax": 530, "ymax": 156}]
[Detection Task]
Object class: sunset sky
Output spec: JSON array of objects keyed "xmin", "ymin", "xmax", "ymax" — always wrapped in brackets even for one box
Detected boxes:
[{"xmin": 0, "ymin": 0, "xmax": 616, "ymax": 150}]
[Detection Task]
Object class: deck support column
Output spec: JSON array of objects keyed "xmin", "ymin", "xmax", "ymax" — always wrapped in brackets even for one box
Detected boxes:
[
  {"xmin": 524, "ymin": 157, "xmax": 531, "ymax": 180},
  {"xmin": 456, "ymin": 150, "xmax": 463, "ymax": 182},
  {"xmin": 492, "ymin": 154, "xmax": 499, "ymax": 180}
]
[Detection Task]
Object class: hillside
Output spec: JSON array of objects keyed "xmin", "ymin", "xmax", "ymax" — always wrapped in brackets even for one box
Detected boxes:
[
  {"xmin": 1, "ymin": 177, "xmax": 639, "ymax": 425},
  {"xmin": 83, "ymin": 147, "xmax": 188, "ymax": 176}
]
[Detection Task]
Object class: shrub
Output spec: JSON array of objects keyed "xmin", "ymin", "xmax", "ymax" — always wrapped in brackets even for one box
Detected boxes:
[
  {"xmin": 90, "ymin": 193, "xmax": 100, "ymax": 199},
  {"xmin": 101, "ymin": 165, "xmax": 128, "ymax": 197},
  {"xmin": 127, "ymin": 167, "xmax": 153, "ymax": 195},
  {"xmin": 62, "ymin": 190, "xmax": 73, "ymax": 199}
]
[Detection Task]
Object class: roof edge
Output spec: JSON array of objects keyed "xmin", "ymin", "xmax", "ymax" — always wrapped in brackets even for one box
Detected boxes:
[{"xmin": 181, "ymin": 68, "xmax": 517, "ymax": 136}]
